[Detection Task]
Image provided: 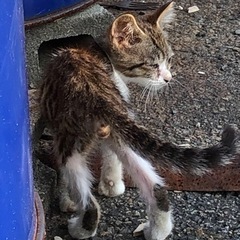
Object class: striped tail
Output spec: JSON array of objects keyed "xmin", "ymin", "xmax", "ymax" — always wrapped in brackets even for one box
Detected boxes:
[{"xmin": 109, "ymin": 110, "xmax": 238, "ymax": 175}]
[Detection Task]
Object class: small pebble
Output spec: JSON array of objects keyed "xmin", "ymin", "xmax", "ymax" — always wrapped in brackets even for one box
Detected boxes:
[
  {"xmin": 54, "ymin": 237, "xmax": 63, "ymax": 240},
  {"xmin": 188, "ymin": 6, "xmax": 200, "ymax": 13},
  {"xmin": 196, "ymin": 122, "xmax": 201, "ymax": 128},
  {"xmin": 235, "ymin": 29, "xmax": 240, "ymax": 35}
]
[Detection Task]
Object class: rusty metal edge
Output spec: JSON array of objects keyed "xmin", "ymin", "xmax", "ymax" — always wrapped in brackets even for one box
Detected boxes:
[
  {"xmin": 37, "ymin": 149, "xmax": 240, "ymax": 191},
  {"xmin": 34, "ymin": 191, "xmax": 46, "ymax": 240},
  {"xmin": 93, "ymin": 156, "xmax": 240, "ymax": 192},
  {"xmin": 158, "ymin": 159, "xmax": 240, "ymax": 192},
  {"xmin": 24, "ymin": 0, "xmax": 98, "ymax": 30}
]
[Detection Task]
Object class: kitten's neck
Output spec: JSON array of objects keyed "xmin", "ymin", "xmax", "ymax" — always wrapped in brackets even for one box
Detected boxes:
[
  {"xmin": 111, "ymin": 69, "xmax": 130, "ymax": 102},
  {"xmin": 96, "ymin": 36, "xmax": 130, "ymax": 102}
]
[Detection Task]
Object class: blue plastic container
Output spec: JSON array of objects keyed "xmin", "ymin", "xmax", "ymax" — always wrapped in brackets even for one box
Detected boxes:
[
  {"xmin": 23, "ymin": 0, "xmax": 86, "ymax": 20},
  {"xmin": 0, "ymin": 0, "xmax": 35, "ymax": 239}
]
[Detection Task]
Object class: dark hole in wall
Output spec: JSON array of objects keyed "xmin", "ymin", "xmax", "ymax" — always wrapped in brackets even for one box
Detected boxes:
[{"xmin": 38, "ymin": 34, "xmax": 94, "ymax": 71}]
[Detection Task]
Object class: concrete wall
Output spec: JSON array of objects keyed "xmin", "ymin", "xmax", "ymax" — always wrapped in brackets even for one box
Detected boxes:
[{"xmin": 25, "ymin": 4, "xmax": 113, "ymax": 88}]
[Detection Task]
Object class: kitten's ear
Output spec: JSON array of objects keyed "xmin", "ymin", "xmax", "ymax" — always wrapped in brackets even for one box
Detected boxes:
[
  {"xmin": 147, "ymin": 1, "xmax": 175, "ymax": 29},
  {"xmin": 110, "ymin": 14, "xmax": 146, "ymax": 49}
]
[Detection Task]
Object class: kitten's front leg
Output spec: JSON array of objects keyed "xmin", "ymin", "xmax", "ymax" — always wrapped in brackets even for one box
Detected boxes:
[{"xmin": 98, "ymin": 143, "xmax": 125, "ymax": 197}]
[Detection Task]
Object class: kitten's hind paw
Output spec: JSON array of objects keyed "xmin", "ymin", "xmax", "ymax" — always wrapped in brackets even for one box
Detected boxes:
[
  {"xmin": 143, "ymin": 221, "xmax": 172, "ymax": 240},
  {"xmin": 59, "ymin": 196, "xmax": 77, "ymax": 213},
  {"xmin": 98, "ymin": 179, "xmax": 125, "ymax": 197},
  {"xmin": 68, "ymin": 197, "xmax": 100, "ymax": 239},
  {"xmin": 143, "ymin": 185, "xmax": 173, "ymax": 240},
  {"xmin": 68, "ymin": 216, "xmax": 97, "ymax": 239}
]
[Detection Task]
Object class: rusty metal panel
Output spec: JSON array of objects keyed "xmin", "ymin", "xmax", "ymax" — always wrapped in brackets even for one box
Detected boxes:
[
  {"xmin": 91, "ymin": 156, "xmax": 240, "ymax": 191},
  {"xmin": 158, "ymin": 159, "xmax": 240, "ymax": 191},
  {"xmin": 36, "ymin": 142, "xmax": 240, "ymax": 191}
]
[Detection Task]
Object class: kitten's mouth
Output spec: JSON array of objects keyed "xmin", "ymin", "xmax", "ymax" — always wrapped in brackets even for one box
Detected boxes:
[
  {"xmin": 148, "ymin": 78, "xmax": 169, "ymax": 91},
  {"xmin": 150, "ymin": 69, "xmax": 172, "ymax": 90}
]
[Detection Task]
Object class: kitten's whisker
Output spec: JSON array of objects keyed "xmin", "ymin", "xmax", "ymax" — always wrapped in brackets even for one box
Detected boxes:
[
  {"xmin": 172, "ymin": 79, "xmax": 186, "ymax": 89},
  {"xmin": 155, "ymin": 87, "xmax": 161, "ymax": 102},
  {"xmin": 158, "ymin": 84, "xmax": 166, "ymax": 97},
  {"xmin": 151, "ymin": 85, "xmax": 159, "ymax": 103},
  {"xmin": 150, "ymin": 84, "xmax": 155, "ymax": 100},
  {"xmin": 150, "ymin": 84, "xmax": 157, "ymax": 103},
  {"xmin": 141, "ymin": 81, "xmax": 169, "ymax": 110},
  {"xmin": 140, "ymin": 88, "xmax": 146, "ymax": 100},
  {"xmin": 168, "ymin": 82, "xmax": 174, "ymax": 89},
  {"xmin": 144, "ymin": 85, "xmax": 153, "ymax": 112},
  {"xmin": 166, "ymin": 83, "xmax": 172, "ymax": 95},
  {"xmin": 150, "ymin": 82, "xmax": 168, "ymax": 101},
  {"xmin": 140, "ymin": 83, "xmax": 151, "ymax": 100},
  {"xmin": 145, "ymin": 87, "xmax": 151, "ymax": 105}
]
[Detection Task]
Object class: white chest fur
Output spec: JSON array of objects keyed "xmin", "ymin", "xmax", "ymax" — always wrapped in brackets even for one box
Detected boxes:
[{"xmin": 111, "ymin": 70, "xmax": 130, "ymax": 102}]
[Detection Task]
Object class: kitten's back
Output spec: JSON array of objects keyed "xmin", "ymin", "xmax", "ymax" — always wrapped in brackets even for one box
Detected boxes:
[{"xmin": 40, "ymin": 36, "xmax": 127, "ymax": 132}]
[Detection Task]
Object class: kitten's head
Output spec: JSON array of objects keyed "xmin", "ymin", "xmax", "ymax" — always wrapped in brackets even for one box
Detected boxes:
[{"xmin": 108, "ymin": 1, "xmax": 175, "ymax": 91}]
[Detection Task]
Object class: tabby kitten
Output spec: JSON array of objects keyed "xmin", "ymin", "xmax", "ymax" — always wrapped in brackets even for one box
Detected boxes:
[{"xmin": 40, "ymin": 2, "xmax": 237, "ymax": 240}]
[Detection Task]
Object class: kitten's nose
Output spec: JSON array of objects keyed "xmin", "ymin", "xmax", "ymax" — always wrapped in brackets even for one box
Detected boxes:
[{"xmin": 162, "ymin": 69, "xmax": 172, "ymax": 82}]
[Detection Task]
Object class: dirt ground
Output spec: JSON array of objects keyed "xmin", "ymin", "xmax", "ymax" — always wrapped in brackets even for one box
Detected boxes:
[{"xmin": 32, "ymin": 0, "xmax": 240, "ymax": 239}]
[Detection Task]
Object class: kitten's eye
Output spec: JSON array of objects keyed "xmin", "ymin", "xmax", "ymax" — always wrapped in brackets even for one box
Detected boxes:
[
  {"xmin": 150, "ymin": 64, "xmax": 159, "ymax": 69},
  {"xmin": 168, "ymin": 54, "xmax": 174, "ymax": 65}
]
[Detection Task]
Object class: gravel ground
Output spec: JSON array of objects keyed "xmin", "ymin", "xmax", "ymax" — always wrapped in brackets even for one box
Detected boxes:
[
  {"xmin": 34, "ymin": 0, "xmax": 240, "ymax": 239},
  {"xmin": 48, "ymin": 188, "xmax": 240, "ymax": 240}
]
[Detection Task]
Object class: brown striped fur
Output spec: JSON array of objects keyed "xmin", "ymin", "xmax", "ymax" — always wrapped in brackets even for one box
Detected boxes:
[
  {"xmin": 39, "ymin": 2, "xmax": 238, "ymax": 239},
  {"xmin": 40, "ymin": 3, "xmax": 237, "ymax": 173}
]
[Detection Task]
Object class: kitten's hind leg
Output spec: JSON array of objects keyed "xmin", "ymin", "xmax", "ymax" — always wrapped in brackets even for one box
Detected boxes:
[
  {"xmin": 144, "ymin": 186, "xmax": 172, "ymax": 240},
  {"xmin": 114, "ymin": 145, "xmax": 173, "ymax": 240},
  {"xmin": 60, "ymin": 150, "xmax": 100, "ymax": 239},
  {"xmin": 68, "ymin": 194, "xmax": 100, "ymax": 239},
  {"xmin": 98, "ymin": 143, "xmax": 125, "ymax": 197},
  {"xmin": 58, "ymin": 170, "xmax": 77, "ymax": 213}
]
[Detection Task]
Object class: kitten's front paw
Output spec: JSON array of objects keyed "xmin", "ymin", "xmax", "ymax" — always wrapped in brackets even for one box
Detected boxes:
[{"xmin": 98, "ymin": 179, "xmax": 125, "ymax": 197}]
